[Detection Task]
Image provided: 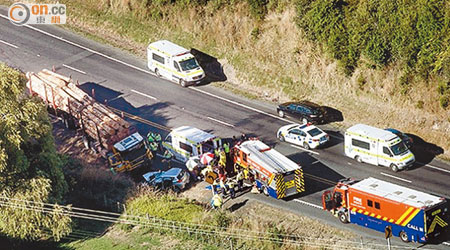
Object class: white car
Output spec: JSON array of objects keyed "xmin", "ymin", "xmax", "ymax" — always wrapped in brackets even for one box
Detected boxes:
[{"xmin": 277, "ymin": 123, "xmax": 329, "ymax": 149}]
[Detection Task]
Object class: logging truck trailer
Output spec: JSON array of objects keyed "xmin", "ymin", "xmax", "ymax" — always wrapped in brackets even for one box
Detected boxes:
[
  {"xmin": 26, "ymin": 69, "xmax": 153, "ymax": 172},
  {"xmin": 323, "ymin": 177, "xmax": 449, "ymax": 243}
]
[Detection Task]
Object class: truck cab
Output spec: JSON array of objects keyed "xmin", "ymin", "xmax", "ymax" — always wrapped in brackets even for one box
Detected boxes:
[{"xmin": 108, "ymin": 132, "xmax": 153, "ymax": 172}]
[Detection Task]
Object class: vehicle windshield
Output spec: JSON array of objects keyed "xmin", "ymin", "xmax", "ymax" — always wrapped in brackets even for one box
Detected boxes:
[
  {"xmin": 179, "ymin": 58, "xmax": 199, "ymax": 71},
  {"xmin": 307, "ymin": 128, "xmax": 322, "ymax": 137},
  {"xmin": 390, "ymin": 142, "xmax": 408, "ymax": 156},
  {"xmin": 177, "ymin": 170, "xmax": 185, "ymax": 180}
]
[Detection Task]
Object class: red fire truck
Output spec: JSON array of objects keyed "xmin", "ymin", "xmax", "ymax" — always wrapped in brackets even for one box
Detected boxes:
[{"xmin": 322, "ymin": 177, "xmax": 449, "ymax": 243}]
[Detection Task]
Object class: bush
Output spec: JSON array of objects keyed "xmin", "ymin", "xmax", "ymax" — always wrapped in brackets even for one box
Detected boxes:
[
  {"xmin": 440, "ymin": 95, "xmax": 449, "ymax": 109},
  {"xmin": 416, "ymin": 100, "xmax": 424, "ymax": 109},
  {"xmin": 247, "ymin": 0, "xmax": 269, "ymax": 20}
]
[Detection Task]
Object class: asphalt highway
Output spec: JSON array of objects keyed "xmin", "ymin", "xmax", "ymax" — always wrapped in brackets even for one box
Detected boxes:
[{"xmin": 1, "ymin": 8, "xmax": 450, "ymax": 249}]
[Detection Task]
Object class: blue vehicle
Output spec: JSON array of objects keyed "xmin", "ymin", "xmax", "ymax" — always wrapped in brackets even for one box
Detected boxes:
[
  {"xmin": 143, "ymin": 168, "xmax": 190, "ymax": 192},
  {"xmin": 385, "ymin": 128, "xmax": 413, "ymax": 148}
]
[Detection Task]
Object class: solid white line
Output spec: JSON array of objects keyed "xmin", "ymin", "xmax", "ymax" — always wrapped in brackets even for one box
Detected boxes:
[
  {"xmin": 290, "ymin": 145, "xmax": 320, "ymax": 155},
  {"xmin": 294, "ymin": 199, "xmax": 322, "ymax": 209},
  {"xmin": 62, "ymin": 64, "xmax": 86, "ymax": 75},
  {"xmin": 421, "ymin": 163, "xmax": 450, "ymax": 174},
  {"xmin": 443, "ymin": 242, "xmax": 450, "ymax": 246},
  {"xmin": 131, "ymin": 89, "xmax": 157, "ymax": 101},
  {"xmin": 0, "ymin": 39, "xmax": 19, "ymax": 48},
  {"xmin": 380, "ymin": 172, "xmax": 412, "ymax": 183},
  {"xmin": 207, "ymin": 116, "xmax": 235, "ymax": 128},
  {"xmin": 311, "ymin": 160, "xmax": 319, "ymax": 164},
  {"xmin": 192, "ymin": 87, "xmax": 293, "ymax": 123},
  {"xmin": 0, "ymin": 14, "xmax": 155, "ymax": 76}
]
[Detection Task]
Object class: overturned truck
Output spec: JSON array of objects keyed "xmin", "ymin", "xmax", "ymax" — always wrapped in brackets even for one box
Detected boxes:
[{"xmin": 26, "ymin": 69, "xmax": 152, "ymax": 172}]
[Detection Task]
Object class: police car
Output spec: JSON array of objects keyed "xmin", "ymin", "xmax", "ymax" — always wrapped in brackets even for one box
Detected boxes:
[{"xmin": 277, "ymin": 123, "xmax": 329, "ymax": 149}]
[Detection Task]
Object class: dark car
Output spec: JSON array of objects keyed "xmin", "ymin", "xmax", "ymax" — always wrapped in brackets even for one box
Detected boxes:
[
  {"xmin": 277, "ymin": 101, "xmax": 326, "ymax": 124},
  {"xmin": 385, "ymin": 128, "xmax": 413, "ymax": 149},
  {"xmin": 143, "ymin": 168, "xmax": 190, "ymax": 193}
]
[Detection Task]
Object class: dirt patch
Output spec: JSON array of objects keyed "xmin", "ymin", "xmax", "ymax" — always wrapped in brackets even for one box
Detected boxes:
[{"xmin": 52, "ymin": 116, "xmax": 107, "ymax": 168}]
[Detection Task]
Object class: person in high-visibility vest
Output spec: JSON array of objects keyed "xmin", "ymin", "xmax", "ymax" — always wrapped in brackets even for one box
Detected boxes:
[
  {"xmin": 228, "ymin": 180, "xmax": 236, "ymax": 199},
  {"xmin": 147, "ymin": 132, "xmax": 155, "ymax": 143},
  {"xmin": 162, "ymin": 150, "xmax": 174, "ymax": 168},
  {"xmin": 219, "ymin": 150, "xmax": 226, "ymax": 167},
  {"xmin": 211, "ymin": 193, "xmax": 223, "ymax": 209},
  {"xmin": 220, "ymin": 178, "xmax": 227, "ymax": 196},
  {"xmin": 223, "ymin": 142, "xmax": 230, "ymax": 155},
  {"xmin": 214, "ymin": 148, "xmax": 220, "ymax": 158},
  {"xmin": 236, "ymin": 170, "xmax": 244, "ymax": 191}
]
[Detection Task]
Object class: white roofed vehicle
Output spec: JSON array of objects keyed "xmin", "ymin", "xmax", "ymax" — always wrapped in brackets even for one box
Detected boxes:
[
  {"xmin": 147, "ymin": 40, "xmax": 205, "ymax": 87},
  {"xmin": 108, "ymin": 132, "xmax": 153, "ymax": 172},
  {"xmin": 162, "ymin": 126, "xmax": 222, "ymax": 162},
  {"xmin": 277, "ymin": 123, "xmax": 329, "ymax": 150},
  {"xmin": 344, "ymin": 124, "xmax": 415, "ymax": 172},
  {"xmin": 233, "ymin": 138, "xmax": 305, "ymax": 199}
]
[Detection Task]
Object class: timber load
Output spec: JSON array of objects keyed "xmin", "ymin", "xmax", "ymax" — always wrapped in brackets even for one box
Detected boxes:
[{"xmin": 26, "ymin": 69, "xmax": 132, "ymax": 150}]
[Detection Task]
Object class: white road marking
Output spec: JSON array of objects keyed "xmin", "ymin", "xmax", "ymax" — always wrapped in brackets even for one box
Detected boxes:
[
  {"xmin": 131, "ymin": 89, "xmax": 157, "ymax": 101},
  {"xmin": 0, "ymin": 39, "xmax": 19, "ymax": 48},
  {"xmin": 62, "ymin": 64, "xmax": 86, "ymax": 75},
  {"xmin": 380, "ymin": 172, "xmax": 412, "ymax": 183},
  {"xmin": 347, "ymin": 162, "xmax": 352, "ymax": 165},
  {"xmin": 290, "ymin": 145, "xmax": 320, "ymax": 155},
  {"xmin": 418, "ymin": 162, "xmax": 450, "ymax": 174},
  {"xmin": 207, "ymin": 116, "xmax": 235, "ymax": 128},
  {"xmin": 4, "ymin": 15, "xmax": 450, "ymax": 177},
  {"xmin": 294, "ymin": 199, "xmax": 322, "ymax": 209},
  {"xmin": 442, "ymin": 242, "xmax": 450, "ymax": 246},
  {"xmin": 192, "ymin": 87, "xmax": 293, "ymax": 123},
  {"xmin": 0, "ymin": 14, "xmax": 155, "ymax": 76},
  {"xmin": 311, "ymin": 160, "xmax": 319, "ymax": 164}
]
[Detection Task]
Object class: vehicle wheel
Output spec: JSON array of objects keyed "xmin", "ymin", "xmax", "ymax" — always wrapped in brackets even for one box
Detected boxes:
[
  {"xmin": 302, "ymin": 118, "xmax": 308, "ymax": 124},
  {"xmin": 390, "ymin": 164, "xmax": 399, "ymax": 172},
  {"xmin": 180, "ymin": 79, "xmax": 187, "ymax": 87},
  {"xmin": 263, "ymin": 186, "xmax": 269, "ymax": 196},
  {"xmin": 399, "ymin": 231, "xmax": 409, "ymax": 242},
  {"xmin": 303, "ymin": 142, "xmax": 310, "ymax": 150},
  {"xmin": 278, "ymin": 110, "xmax": 285, "ymax": 118},
  {"xmin": 171, "ymin": 186, "xmax": 181, "ymax": 193},
  {"xmin": 155, "ymin": 68, "xmax": 160, "ymax": 77},
  {"xmin": 278, "ymin": 134, "xmax": 285, "ymax": 142},
  {"xmin": 82, "ymin": 135, "xmax": 90, "ymax": 149},
  {"xmin": 338, "ymin": 211, "xmax": 349, "ymax": 224},
  {"xmin": 355, "ymin": 155, "xmax": 362, "ymax": 163}
]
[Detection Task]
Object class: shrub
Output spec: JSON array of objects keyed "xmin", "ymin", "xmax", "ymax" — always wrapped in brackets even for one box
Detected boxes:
[
  {"xmin": 247, "ymin": 0, "xmax": 269, "ymax": 20},
  {"xmin": 416, "ymin": 100, "xmax": 424, "ymax": 109},
  {"xmin": 440, "ymin": 95, "xmax": 449, "ymax": 109}
]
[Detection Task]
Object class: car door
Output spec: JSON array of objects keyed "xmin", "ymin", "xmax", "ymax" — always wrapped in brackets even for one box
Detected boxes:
[
  {"xmin": 295, "ymin": 105, "xmax": 306, "ymax": 119},
  {"xmin": 172, "ymin": 60, "xmax": 182, "ymax": 83},
  {"xmin": 286, "ymin": 129, "xmax": 303, "ymax": 146},
  {"xmin": 378, "ymin": 146, "xmax": 392, "ymax": 167},
  {"xmin": 287, "ymin": 104, "xmax": 297, "ymax": 116}
]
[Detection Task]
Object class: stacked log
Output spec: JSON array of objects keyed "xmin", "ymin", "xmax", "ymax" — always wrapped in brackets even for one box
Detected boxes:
[{"xmin": 26, "ymin": 69, "xmax": 132, "ymax": 150}]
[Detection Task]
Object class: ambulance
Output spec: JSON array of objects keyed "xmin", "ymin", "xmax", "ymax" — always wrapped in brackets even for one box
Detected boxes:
[
  {"xmin": 147, "ymin": 40, "xmax": 205, "ymax": 87},
  {"xmin": 323, "ymin": 177, "xmax": 449, "ymax": 243},
  {"xmin": 344, "ymin": 124, "xmax": 415, "ymax": 172},
  {"xmin": 233, "ymin": 138, "xmax": 305, "ymax": 199},
  {"xmin": 162, "ymin": 126, "xmax": 222, "ymax": 162}
]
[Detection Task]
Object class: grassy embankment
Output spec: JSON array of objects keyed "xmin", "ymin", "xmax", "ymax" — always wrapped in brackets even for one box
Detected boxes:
[
  {"xmin": 61, "ymin": 186, "xmax": 362, "ymax": 250},
  {"xmin": 2, "ymin": 0, "xmax": 449, "ymax": 159}
]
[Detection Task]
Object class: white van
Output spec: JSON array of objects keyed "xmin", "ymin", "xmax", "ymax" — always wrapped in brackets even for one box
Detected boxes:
[
  {"xmin": 147, "ymin": 40, "xmax": 205, "ymax": 87},
  {"xmin": 162, "ymin": 126, "xmax": 222, "ymax": 162},
  {"xmin": 344, "ymin": 124, "xmax": 415, "ymax": 172}
]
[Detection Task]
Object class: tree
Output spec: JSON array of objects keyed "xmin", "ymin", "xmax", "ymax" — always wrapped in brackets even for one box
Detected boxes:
[{"xmin": 0, "ymin": 63, "xmax": 71, "ymax": 241}]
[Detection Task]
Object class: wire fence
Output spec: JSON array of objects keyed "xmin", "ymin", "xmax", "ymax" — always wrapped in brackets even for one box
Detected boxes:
[{"xmin": 0, "ymin": 196, "xmax": 416, "ymax": 249}]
